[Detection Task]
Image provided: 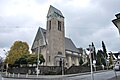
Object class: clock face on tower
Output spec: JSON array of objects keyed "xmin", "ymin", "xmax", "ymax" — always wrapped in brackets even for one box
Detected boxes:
[
  {"xmin": 50, "ymin": 12, "xmax": 61, "ymax": 18},
  {"xmin": 50, "ymin": 12, "xmax": 57, "ymax": 18}
]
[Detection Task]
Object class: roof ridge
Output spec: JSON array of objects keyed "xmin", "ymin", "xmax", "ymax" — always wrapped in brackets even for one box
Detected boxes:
[
  {"xmin": 65, "ymin": 37, "xmax": 71, "ymax": 39},
  {"xmin": 38, "ymin": 27, "xmax": 46, "ymax": 31},
  {"xmin": 47, "ymin": 5, "xmax": 64, "ymax": 18}
]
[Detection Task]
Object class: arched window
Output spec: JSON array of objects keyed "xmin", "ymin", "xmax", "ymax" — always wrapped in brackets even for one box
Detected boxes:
[
  {"xmin": 58, "ymin": 21, "xmax": 61, "ymax": 31},
  {"xmin": 49, "ymin": 56, "xmax": 51, "ymax": 62},
  {"xmin": 49, "ymin": 21, "xmax": 51, "ymax": 30}
]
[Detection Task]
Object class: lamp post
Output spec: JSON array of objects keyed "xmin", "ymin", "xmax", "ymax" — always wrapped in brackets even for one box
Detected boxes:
[
  {"xmin": 3, "ymin": 49, "xmax": 8, "ymax": 76},
  {"xmin": 87, "ymin": 45, "xmax": 94, "ymax": 80},
  {"xmin": 37, "ymin": 40, "xmax": 40, "ymax": 77}
]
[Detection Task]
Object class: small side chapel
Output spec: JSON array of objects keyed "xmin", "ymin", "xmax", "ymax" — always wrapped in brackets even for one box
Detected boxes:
[{"xmin": 31, "ymin": 5, "xmax": 81, "ymax": 68}]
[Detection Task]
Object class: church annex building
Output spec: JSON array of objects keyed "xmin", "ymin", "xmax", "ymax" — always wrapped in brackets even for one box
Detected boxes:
[{"xmin": 31, "ymin": 5, "xmax": 81, "ymax": 68}]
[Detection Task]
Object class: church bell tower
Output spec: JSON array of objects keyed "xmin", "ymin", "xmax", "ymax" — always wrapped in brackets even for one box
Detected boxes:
[{"xmin": 46, "ymin": 5, "xmax": 65, "ymax": 66}]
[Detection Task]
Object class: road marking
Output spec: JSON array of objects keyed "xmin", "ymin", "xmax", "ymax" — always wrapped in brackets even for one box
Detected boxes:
[{"xmin": 2, "ymin": 77, "xmax": 4, "ymax": 80}]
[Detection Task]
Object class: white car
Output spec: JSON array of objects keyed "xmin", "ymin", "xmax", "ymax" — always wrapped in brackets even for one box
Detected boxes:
[{"xmin": 114, "ymin": 65, "xmax": 120, "ymax": 71}]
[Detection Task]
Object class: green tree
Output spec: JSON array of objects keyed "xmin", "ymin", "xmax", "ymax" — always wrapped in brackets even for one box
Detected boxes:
[
  {"xmin": 92, "ymin": 42, "xmax": 97, "ymax": 61},
  {"xmin": 27, "ymin": 53, "xmax": 45, "ymax": 65},
  {"xmin": 5, "ymin": 41, "xmax": 30, "ymax": 65},
  {"xmin": 101, "ymin": 57, "xmax": 106, "ymax": 66},
  {"xmin": 14, "ymin": 54, "xmax": 29, "ymax": 67},
  {"xmin": 102, "ymin": 41, "xmax": 108, "ymax": 58},
  {"xmin": 27, "ymin": 54, "xmax": 37, "ymax": 65},
  {"xmin": 96, "ymin": 50, "xmax": 104, "ymax": 65},
  {"xmin": 102, "ymin": 41, "xmax": 108, "ymax": 66},
  {"xmin": 14, "ymin": 53, "xmax": 45, "ymax": 67},
  {"xmin": 79, "ymin": 57, "xmax": 83, "ymax": 66},
  {"xmin": 36, "ymin": 53, "xmax": 45, "ymax": 64},
  {"xmin": 109, "ymin": 53, "xmax": 113, "ymax": 65}
]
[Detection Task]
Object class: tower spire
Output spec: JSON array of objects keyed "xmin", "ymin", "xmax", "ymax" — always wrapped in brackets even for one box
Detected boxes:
[{"xmin": 47, "ymin": 5, "xmax": 64, "ymax": 18}]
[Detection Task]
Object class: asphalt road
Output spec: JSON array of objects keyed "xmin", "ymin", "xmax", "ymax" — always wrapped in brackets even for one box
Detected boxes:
[
  {"xmin": 1, "ymin": 70, "xmax": 120, "ymax": 80},
  {"xmin": 67, "ymin": 70, "xmax": 120, "ymax": 80}
]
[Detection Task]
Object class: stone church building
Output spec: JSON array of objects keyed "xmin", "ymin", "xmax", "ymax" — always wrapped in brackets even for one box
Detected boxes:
[{"xmin": 31, "ymin": 5, "xmax": 81, "ymax": 68}]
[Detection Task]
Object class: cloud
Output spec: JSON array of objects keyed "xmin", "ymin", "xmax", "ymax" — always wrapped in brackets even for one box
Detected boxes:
[
  {"xmin": 0, "ymin": 28, "xmax": 37, "ymax": 47},
  {"xmin": 0, "ymin": 0, "xmax": 120, "ymax": 58},
  {"xmin": 63, "ymin": 0, "xmax": 120, "ymax": 53}
]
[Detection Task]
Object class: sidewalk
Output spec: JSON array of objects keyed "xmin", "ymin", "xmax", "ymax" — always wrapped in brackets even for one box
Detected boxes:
[
  {"xmin": 2, "ymin": 70, "xmax": 110, "ymax": 79},
  {"xmin": 107, "ymin": 75, "xmax": 120, "ymax": 80}
]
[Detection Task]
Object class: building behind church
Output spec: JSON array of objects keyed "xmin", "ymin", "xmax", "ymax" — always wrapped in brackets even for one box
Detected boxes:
[{"xmin": 31, "ymin": 5, "xmax": 81, "ymax": 68}]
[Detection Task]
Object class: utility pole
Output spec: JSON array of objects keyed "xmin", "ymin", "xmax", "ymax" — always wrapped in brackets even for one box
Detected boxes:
[
  {"xmin": 37, "ymin": 40, "xmax": 40, "ymax": 77},
  {"xmin": 87, "ymin": 45, "xmax": 94, "ymax": 80}
]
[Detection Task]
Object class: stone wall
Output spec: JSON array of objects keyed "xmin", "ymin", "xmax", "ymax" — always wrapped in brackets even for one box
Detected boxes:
[
  {"xmin": 8, "ymin": 66, "xmax": 65, "ymax": 75},
  {"xmin": 66, "ymin": 65, "xmax": 91, "ymax": 74}
]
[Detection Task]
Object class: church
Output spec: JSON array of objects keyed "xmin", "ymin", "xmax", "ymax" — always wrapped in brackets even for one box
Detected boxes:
[{"xmin": 31, "ymin": 5, "xmax": 81, "ymax": 68}]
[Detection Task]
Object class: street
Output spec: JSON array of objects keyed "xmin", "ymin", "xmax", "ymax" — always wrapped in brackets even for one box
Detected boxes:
[
  {"xmin": 0, "ymin": 70, "xmax": 120, "ymax": 80},
  {"xmin": 67, "ymin": 70, "xmax": 120, "ymax": 80}
]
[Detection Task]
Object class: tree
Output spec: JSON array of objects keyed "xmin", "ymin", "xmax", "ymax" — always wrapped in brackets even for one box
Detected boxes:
[
  {"xmin": 14, "ymin": 53, "xmax": 45, "ymax": 67},
  {"xmin": 96, "ymin": 50, "xmax": 104, "ymax": 65},
  {"xmin": 27, "ymin": 54, "xmax": 37, "ymax": 65},
  {"xmin": 109, "ymin": 53, "xmax": 113, "ymax": 65},
  {"xmin": 102, "ymin": 41, "xmax": 108, "ymax": 66},
  {"xmin": 5, "ymin": 41, "xmax": 30, "ymax": 65},
  {"xmin": 39, "ymin": 54, "xmax": 45, "ymax": 64},
  {"xmin": 92, "ymin": 42, "xmax": 97, "ymax": 61},
  {"xmin": 101, "ymin": 57, "xmax": 106, "ymax": 66},
  {"xmin": 102, "ymin": 41, "xmax": 108, "ymax": 58},
  {"xmin": 79, "ymin": 57, "xmax": 83, "ymax": 66},
  {"xmin": 14, "ymin": 54, "xmax": 29, "ymax": 67},
  {"xmin": 27, "ymin": 53, "xmax": 45, "ymax": 65}
]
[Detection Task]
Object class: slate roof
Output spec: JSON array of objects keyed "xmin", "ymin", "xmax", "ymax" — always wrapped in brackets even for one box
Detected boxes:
[
  {"xmin": 31, "ymin": 27, "xmax": 46, "ymax": 49},
  {"xmin": 110, "ymin": 52, "xmax": 120, "ymax": 59},
  {"xmin": 47, "ymin": 5, "xmax": 64, "ymax": 18},
  {"xmin": 65, "ymin": 38, "xmax": 79, "ymax": 53},
  {"xmin": 31, "ymin": 27, "xmax": 79, "ymax": 53}
]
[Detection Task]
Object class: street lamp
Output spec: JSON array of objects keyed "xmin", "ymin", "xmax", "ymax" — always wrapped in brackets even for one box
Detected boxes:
[
  {"xmin": 112, "ymin": 13, "xmax": 120, "ymax": 34},
  {"xmin": 3, "ymin": 49, "xmax": 8, "ymax": 76},
  {"xmin": 36, "ymin": 40, "xmax": 40, "ymax": 77},
  {"xmin": 87, "ymin": 45, "xmax": 94, "ymax": 80}
]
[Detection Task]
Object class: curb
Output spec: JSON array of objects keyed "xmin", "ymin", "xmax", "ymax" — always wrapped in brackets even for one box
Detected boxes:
[{"xmin": 2, "ymin": 70, "xmax": 112, "ymax": 79}]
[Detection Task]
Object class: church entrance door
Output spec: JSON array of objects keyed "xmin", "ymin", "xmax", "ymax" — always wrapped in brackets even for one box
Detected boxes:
[{"xmin": 59, "ymin": 59, "xmax": 62, "ymax": 66}]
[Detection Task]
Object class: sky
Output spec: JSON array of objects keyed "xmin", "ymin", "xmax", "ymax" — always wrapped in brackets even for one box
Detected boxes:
[{"xmin": 0, "ymin": 0, "xmax": 120, "ymax": 58}]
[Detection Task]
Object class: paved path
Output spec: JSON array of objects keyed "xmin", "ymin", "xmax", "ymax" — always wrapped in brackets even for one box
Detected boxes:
[{"xmin": 1, "ymin": 70, "xmax": 120, "ymax": 80}]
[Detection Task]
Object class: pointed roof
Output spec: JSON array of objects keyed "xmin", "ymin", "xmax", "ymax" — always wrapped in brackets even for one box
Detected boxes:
[
  {"xmin": 47, "ymin": 5, "xmax": 64, "ymax": 18},
  {"xmin": 65, "ymin": 38, "xmax": 79, "ymax": 53},
  {"xmin": 31, "ymin": 27, "xmax": 79, "ymax": 53},
  {"xmin": 31, "ymin": 27, "xmax": 46, "ymax": 49}
]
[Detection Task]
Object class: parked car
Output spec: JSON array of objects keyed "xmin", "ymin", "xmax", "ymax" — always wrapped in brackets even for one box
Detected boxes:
[{"xmin": 113, "ymin": 65, "xmax": 120, "ymax": 71}]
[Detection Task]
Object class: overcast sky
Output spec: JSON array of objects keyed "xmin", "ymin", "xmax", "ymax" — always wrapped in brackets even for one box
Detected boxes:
[{"xmin": 0, "ymin": 0, "xmax": 120, "ymax": 58}]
